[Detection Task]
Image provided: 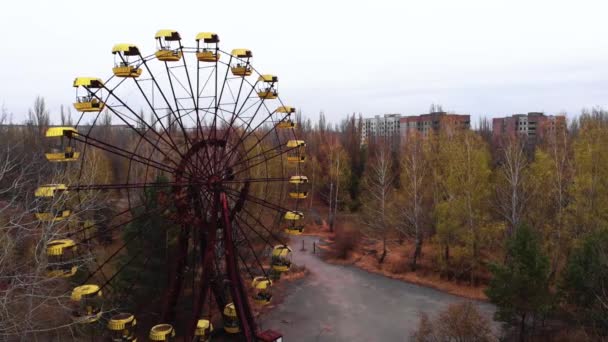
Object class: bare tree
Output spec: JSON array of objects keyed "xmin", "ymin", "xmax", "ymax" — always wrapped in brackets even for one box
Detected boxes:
[
  {"xmin": 495, "ymin": 135, "xmax": 528, "ymax": 237},
  {"xmin": 361, "ymin": 141, "xmax": 395, "ymax": 264},
  {"xmin": 397, "ymin": 134, "xmax": 428, "ymax": 271},
  {"xmin": 0, "ymin": 130, "xmax": 109, "ymax": 340}
]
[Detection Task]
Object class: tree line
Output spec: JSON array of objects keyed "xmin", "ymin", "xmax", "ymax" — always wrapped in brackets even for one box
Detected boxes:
[{"xmin": 298, "ymin": 108, "xmax": 608, "ymax": 340}]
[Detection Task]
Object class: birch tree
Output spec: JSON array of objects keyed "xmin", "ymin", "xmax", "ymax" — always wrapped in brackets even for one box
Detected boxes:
[{"xmin": 361, "ymin": 141, "xmax": 394, "ymax": 264}]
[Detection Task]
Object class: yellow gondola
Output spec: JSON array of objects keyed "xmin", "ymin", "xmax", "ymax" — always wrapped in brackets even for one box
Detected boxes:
[
  {"xmin": 223, "ymin": 303, "xmax": 240, "ymax": 334},
  {"xmin": 257, "ymin": 74, "xmax": 278, "ymax": 99},
  {"xmin": 155, "ymin": 29, "xmax": 182, "ymax": 62},
  {"xmin": 284, "ymin": 211, "xmax": 305, "ymax": 234},
  {"xmin": 289, "ymin": 175, "xmax": 309, "ymax": 199},
  {"xmin": 195, "ymin": 32, "xmax": 220, "ymax": 62},
  {"xmin": 194, "ymin": 319, "xmax": 213, "ymax": 342},
  {"xmin": 271, "ymin": 245, "xmax": 292, "ymax": 272},
  {"xmin": 46, "ymin": 239, "xmax": 77, "ymax": 278},
  {"xmin": 71, "ymin": 284, "xmax": 102, "ymax": 324},
  {"xmin": 252, "ymin": 276, "xmax": 273, "ymax": 305},
  {"xmin": 230, "ymin": 49, "xmax": 252, "ymax": 76},
  {"xmin": 44, "ymin": 126, "xmax": 79, "ymax": 162},
  {"xmin": 112, "ymin": 44, "xmax": 143, "ymax": 78},
  {"xmin": 73, "ymin": 77, "xmax": 105, "ymax": 112},
  {"xmin": 286, "ymin": 140, "xmax": 306, "ymax": 164},
  {"xmin": 34, "ymin": 184, "xmax": 70, "ymax": 222},
  {"xmin": 276, "ymin": 106, "xmax": 296, "ymax": 129},
  {"xmin": 149, "ymin": 324, "xmax": 176, "ymax": 341},
  {"xmin": 107, "ymin": 312, "xmax": 137, "ymax": 341}
]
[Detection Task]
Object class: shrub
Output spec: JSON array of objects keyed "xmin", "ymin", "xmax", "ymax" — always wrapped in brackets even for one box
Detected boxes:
[
  {"xmin": 411, "ymin": 301, "xmax": 495, "ymax": 342},
  {"xmin": 331, "ymin": 226, "xmax": 360, "ymax": 259}
]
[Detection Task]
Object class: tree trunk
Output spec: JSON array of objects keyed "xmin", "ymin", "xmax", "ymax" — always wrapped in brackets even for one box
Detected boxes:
[
  {"xmin": 520, "ymin": 313, "xmax": 526, "ymax": 342},
  {"xmin": 444, "ymin": 244, "xmax": 450, "ymax": 278},
  {"xmin": 410, "ymin": 235, "xmax": 422, "ymax": 271},
  {"xmin": 379, "ymin": 235, "xmax": 387, "ymax": 264}
]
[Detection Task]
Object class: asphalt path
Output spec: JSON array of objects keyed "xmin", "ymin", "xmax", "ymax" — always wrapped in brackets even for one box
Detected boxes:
[{"xmin": 259, "ymin": 235, "xmax": 496, "ymax": 342}]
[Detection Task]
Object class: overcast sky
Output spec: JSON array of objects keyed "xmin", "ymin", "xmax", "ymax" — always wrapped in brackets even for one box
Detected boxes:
[{"xmin": 1, "ymin": 0, "xmax": 607, "ymax": 124}]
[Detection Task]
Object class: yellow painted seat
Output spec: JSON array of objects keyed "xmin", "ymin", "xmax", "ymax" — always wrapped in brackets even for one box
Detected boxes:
[
  {"xmin": 155, "ymin": 29, "xmax": 182, "ymax": 62},
  {"xmin": 195, "ymin": 319, "xmax": 213, "ymax": 342},
  {"xmin": 271, "ymin": 245, "xmax": 292, "ymax": 272},
  {"xmin": 285, "ymin": 225, "xmax": 304, "ymax": 235},
  {"xmin": 149, "ymin": 324, "xmax": 176, "ymax": 341},
  {"xmin": 252, "ymin": 276, "xmax": 273, "ymax": 305},
  {"xmin": 108, "ymin": 313, "xmax": 137, "ymax": 341},
  {"xmin": 155, "ymin": 49, "xmax": 183, "ymax": 62},
  {"xmin": 289, "ymin": 191, "xmax": 308, "ymax": 199},
  {"xmin": 196, "ymin": 32, "xmax": 220, "ymax": 62},
  {"xmin": 71, "ymin": 285, "xmax": 102, "ymax": 324},
  {"xmin": 112, "ymin": 44, "xmax": 142, "ymax": 78},
  {"xmin": 73, "ymin": 77, "xmax": 105, "ymax": 112},
  {"xmin": 223, "ymin": 303, "xmax": 240, "ymax": 334},
  {"xmin": 284, "ymin": 211, "xmax": 304, "ymax": 221},
  {"xmin": 231, "ymin": 64, "xmax": 252, "ymax": 76}
]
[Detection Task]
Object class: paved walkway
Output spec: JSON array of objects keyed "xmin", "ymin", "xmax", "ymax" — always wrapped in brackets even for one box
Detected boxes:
[{"xmin": 260, "ymin": 235, "xmax": 496, "ymax": 341}]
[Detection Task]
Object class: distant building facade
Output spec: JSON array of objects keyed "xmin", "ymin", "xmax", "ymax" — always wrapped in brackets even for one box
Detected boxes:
[
  {"xmin": 361, "ymin": 114, "xmax": 401, "ymax": 144},
  {"xmin": 361, "ymin": 112, "xmax": 470, "ymax": 145},
  {"xmin": 492, "ymin": 112, "xmax": 566, "ymax": 145},
  {"xmin": 400, "ymin": 111, "xmax": 470, "ymax": 138}
]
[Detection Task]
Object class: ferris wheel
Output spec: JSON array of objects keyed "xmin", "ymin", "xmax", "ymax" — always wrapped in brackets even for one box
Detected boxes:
[{"xmin": 35, "ymin": 29, "xmax": 310, "ymax": 341}]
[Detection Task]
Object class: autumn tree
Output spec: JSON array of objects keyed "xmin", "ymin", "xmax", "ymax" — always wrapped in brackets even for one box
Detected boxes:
[
  {"xmin": 494, "ymin": 135, "xmax": 528, "ymax": 237},
  {"xmin": 434, "ymin": 130, "xmax": 492, "ymax": 281},
  {"xmin": 566, "ymin": 109, "xmax": 608, "ymax": 237},
  {"xmin": 527, "ymin": 122, "xmax": 571, "ymax": 276},
  {"xmin": 396, "ymin": 132, "xmax": 430, "ymax": 271},
  {"xmin": 361, "ymin": 140, "xmax": 395, "ymax": 264}
]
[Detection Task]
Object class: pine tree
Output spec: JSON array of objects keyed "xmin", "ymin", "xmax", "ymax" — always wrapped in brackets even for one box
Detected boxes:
[
  {"xmin": 485, "ymin": 224, "xmax": 552, "ymax": 341},
  {"xmin": 114, "ymin": 175, "xmax": 178, "ymax": 312},
  {"xmin": 560, "ymin": 228, "xmax": 608, "ymax": 334}
]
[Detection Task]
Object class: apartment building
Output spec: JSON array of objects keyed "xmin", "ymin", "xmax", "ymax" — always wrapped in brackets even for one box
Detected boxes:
[
  {"xmin": 361, "ymin": 112, "xmax": 470, "ymax": 144},
  {"xmin": 492, "ymin": 112, "xmax": 566, "ymax": 144}
]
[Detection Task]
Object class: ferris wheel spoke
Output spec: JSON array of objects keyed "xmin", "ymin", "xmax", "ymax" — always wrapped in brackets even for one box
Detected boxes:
[
  {"xmin": 131, "ymin": 77, "xmax": 185, "ymax": 154},
  {"xmin": 235, "ymin": 222, "xmax": 271, "ymax": 278},
  {"xmin": 67, "ymin": 205, "xmax": 139, "ymax": 238},
  {"xmin": 229, "ymin": 198, "xmax": 286, "ymax": 246},
  {"xmin": 73, "ymin": 202, "xmax": 170, "ymax": 248},
  {"xmin": 139, "ymin": 57, "xmax": 193, "ymax": 152},
  {"xmin": 70, "ymin": 133, "xmax": 176, "ymax": 174},
  {"xmin": 80, "ymin": 224, "xmax": 147, "ymax": 285},
  {"xmin": 227, "ymin": 142, "xmax": 286, "ymax": 171},
  {"xmin": 229, "ymin": 144, "xmax": 297, "ymax": 179},
  {"xmin": 97, "ymin": 247, "xmax": 145, "ymax": 293},
  {"xmin": 163, "ymin": 61, "xmax": 193, "ymax": 151},
  {"xmin": 222, "ymin": 177, "xmax": 290, "ymax": 184},
  {"xmin": 223, "ymin": 188, "xmax": 289, "ymax": 213},
  {"xmin": 222, "ymin": 105, "xmax": 283, "ymax": 167},
  {"xmin": 91, "ymin": 94, "xmax": 182, "ymax": 167}
]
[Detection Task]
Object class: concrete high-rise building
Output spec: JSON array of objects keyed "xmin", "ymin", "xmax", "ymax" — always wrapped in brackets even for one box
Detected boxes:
[
  {"xmin": 492, "ymin": 112, "xmax": 566, "ymax": 145},
  {"xmin": 361, "ymin": 112, "xmax": 470, "ymax": 144},
  {"xmin": 361, "ymin": 114, "xmax": 401, "ymax": 144},
  {"xmin": 400, "ymin": 111, "xmax": 470, "ymax": 138}
]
